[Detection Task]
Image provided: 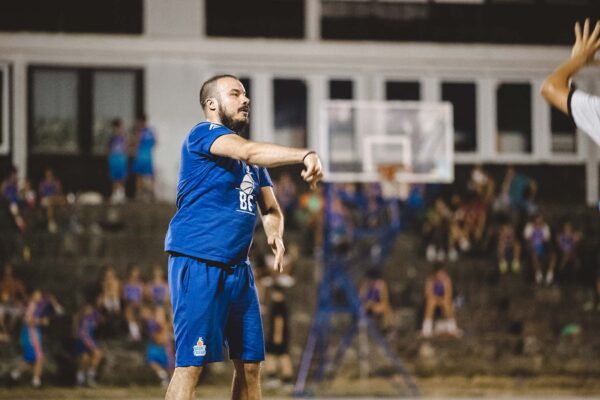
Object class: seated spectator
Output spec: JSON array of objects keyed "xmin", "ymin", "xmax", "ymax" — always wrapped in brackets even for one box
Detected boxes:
[
  {"xmin": 0, "ymin": 264, "xmax": 27, "ymax": 342},
  {"xmin": 421, "ymin": 263, "xmax": 461, "ymax": 338},
  {"xmin": 497, "ymin": 221, "xmax": 521, "ymax": 274},
  {"xmin": 11, "ymin": 290, "xmax": 63, "ymax": 388},
  {"xmin": 98, "ymin": 266, "xmax": 121, "ymax": 319},
  {"xmin": 74, "ymin": 301, "xmax": 103, "ymax": 387},
  {"xmin": 449, "ymin": 194, "xmax": 471, "ymax": 260},
  {"xmin": 38, "ymin": 167, "xmax": 64, "ymax": 233},
  {"xmin": 556, "ymin": 221, "xmax": 582, "ymax": 284},
  {"xmin": 423, "ymin": 198, "xmax": 452, "ymax": 262},
  {"xmin": 264, "ymin": 285, "xmax": 293, "ymax": 390},
  {"xmin": 143, "ymin": 305, "xmax": 174, "ymax": 387},
  {"xmin": 524, "ymin": 214, "xmax": 556, "ymax": 285},
  {"xmin": 359, "ymin": 268, "xmax": 392, "ymax": 330},
  {"xmin": 145, "ymin": 264, "xmax": 169, "ymax": 307},
  {"xmin": 123, "ymin": 264, "xmax": 144, "ymax": 341}
]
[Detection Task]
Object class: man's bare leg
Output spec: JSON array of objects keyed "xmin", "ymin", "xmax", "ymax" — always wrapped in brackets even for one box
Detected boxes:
[
  {"xmin": 232, "ymin": 360, "xmax": 262, "ymax": 400},
  {"xmin": 165, "ymin": 366, "xmax": 203, "ymax": 400}
]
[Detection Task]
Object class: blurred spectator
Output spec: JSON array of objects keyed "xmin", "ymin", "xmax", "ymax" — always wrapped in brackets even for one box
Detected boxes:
[
  {"xmin": 108, "ymin": 118, "xmax": 128, "ymax": 204},
  {"xmin": 143, "ymin": 305, "xmax": 173, "ymax": 387},
  {"xmin": 98, "ymin": 266, "xmax": 121, "ymax": 322},
  {"xmin": 1, "ymin": 166, "xmax": 26, "ymax": 232},
  {"xmin": 38, "ymin": 167, "xmax": 64, "ymax": 233},
  {"xmin": 468, "ymin": 164, "xmax": 495, "ymax": 204},
  {"xmin": 556, "ymin": 221, "xmax": 582, "ymax": 284},
  {"xmin": 145, "ymin": 264, "xmax": 169, "ymax": 307},
  {"xmin": 329, "ymin": 190, "xmax": 353, "ymax": 253},
  {"xmin": 421, "ymin": 263, "xmax": 461, "ymax": 338},
  {"xmin": 274, "ymin": 173, "xmax": 298, "ymax": 225},
  {"xmin": 131, "ymin": 115, "xmax": 157, "ymax": 202},
  {"xmin": 524, "ymin": 214, "xmax": 556, "ymax": 285},
  {"xmin": 296, "ymin": 185, "xmax": 323, "ymax": 252},
  {"xmin": 264, "ymin": 285, "xmax": 293, "ymax": 390},
  {"xmin": 497, "ymin": 221, "xmax": 521, "ymax": 274},
  {"xmin": 74, "ymin": 301, "xmax": 103, "ymax": 387},
  {"xmin": 423, "ymin": 198, "xmax": 452, "ymax": 262},
  {"xmin": 496, "ymin": 166, "xmax": 537, "ymax": 223},
  {"xmin": 359, "ymin": 268, "xmax": 392, "ymax": 330},
  {"xmin": 0, "ymin": 264, "xmax": 27, "ymax": 341},
  {"xmin": 123, "ymin": 264, "xmax": 144, "ymax": 341},
  {"xmin": 449, "ymin": 194, "xmax": 471, "ymax": 260},
  {"xmin": 11, "ymin": 290, "xmax": 63, "ymax": 388}
]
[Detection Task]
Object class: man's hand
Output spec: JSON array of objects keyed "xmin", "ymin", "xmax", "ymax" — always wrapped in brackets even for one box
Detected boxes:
[
  {"xmin": 571, "ymin": 19, "xmax": 600, "ymax": 66},
  {"xmin": 268, "ymin": 235, "xmax": 285, "ymax": 273},
  {"xmin": 301, "ymin": 153, "xmax": 324, "ymax": 190}
]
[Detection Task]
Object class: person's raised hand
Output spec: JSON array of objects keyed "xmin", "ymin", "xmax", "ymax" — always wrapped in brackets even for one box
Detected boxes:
[{"xmin": 571, "ymin": 19, "xmax": 600, "ymax": 66}]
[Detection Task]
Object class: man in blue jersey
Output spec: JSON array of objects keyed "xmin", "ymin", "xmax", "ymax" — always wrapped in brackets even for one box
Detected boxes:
[{"xmin": 164, "ymin": 74, "xmax": 323, "ymax": 400}]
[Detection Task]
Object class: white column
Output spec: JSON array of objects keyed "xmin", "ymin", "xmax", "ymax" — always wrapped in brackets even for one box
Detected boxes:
[
  {"xmin": 307, "ymin": 74, "xmax": 327, "ymax": 151},
  {"xmin": 422, "ymin": 77, "xmax": 440, "ymax": 102},
  {"xmin": 305, "ymin": 0, "xmax": 321, "ymax": 41},
  {"xmin": 532, "ymin": 79, "xmax": 550, "ymax": 161},
  {"xmin": 477, "ymin": 78, "xmax": 496, "ymax": 160},
  {"xmin": 12, "ymin": 58, "xmax": 27, "ymax": 177},
  {"xmin": 144, "ymin": 0, "xmax": 203, "ymax": 38},
  {"xmin": 250, "ymin": 73, "xmax": 274, "ymax": 143},
  {"xmin": 585, "ymin": 136, "xmax": 598, "ymax": 207}
]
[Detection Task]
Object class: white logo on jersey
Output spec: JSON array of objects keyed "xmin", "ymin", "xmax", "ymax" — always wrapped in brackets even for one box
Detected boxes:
[
  {"xmin": 209, "ymin": 123, "xmax": 219, "ymax": 131},
  {"xmin": 238, "ymin": 169, "xmax": 255, "ymax": 214}
]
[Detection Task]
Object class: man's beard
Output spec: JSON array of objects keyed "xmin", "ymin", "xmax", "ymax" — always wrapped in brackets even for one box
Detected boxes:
[{"xmin": 219, "ymin": 106, "xmax": 249, "ymax": 134}]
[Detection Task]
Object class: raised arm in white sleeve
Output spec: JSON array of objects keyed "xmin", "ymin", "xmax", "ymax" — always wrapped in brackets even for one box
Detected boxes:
[{"xmin": 570, "ymin": 89, "xmax": 600, "ymax": 146}]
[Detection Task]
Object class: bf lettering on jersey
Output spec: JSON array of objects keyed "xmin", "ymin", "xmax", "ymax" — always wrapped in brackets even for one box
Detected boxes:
[{"xmin": 237, "ymin": 166, "xmax": 256, "ymax": 215}]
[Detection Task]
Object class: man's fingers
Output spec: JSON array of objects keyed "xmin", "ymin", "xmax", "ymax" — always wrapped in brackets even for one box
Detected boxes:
[
  {"xmin": 583, "ymin": 18, "xmax": 590, "ymax": 40},
  {"xmin": 575, "ymin": 21, "xmax": 582, "ymax": 42},
  {"xmin": 590, "ymin": 21, "xmax": 600, "ymax": 43}
]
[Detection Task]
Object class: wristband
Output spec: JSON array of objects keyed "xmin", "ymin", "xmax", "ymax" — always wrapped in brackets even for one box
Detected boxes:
[{"xmin": 302, "ymin": 151, "xmax": 316, "ymax": 162}]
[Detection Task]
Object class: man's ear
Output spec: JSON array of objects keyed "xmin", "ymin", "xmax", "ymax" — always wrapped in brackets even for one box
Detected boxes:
[{"xmin": 206, "ymin": 97, "xmax": 218, "ymax": 112}]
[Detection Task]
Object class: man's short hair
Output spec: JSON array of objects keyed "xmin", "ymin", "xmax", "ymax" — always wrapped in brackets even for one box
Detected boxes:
[{"xmin": 199, "ymin": 74, "xmax": 239, "ymax": 110}]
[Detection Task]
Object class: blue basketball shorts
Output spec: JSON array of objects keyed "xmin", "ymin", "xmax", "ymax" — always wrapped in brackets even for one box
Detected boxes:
[
  {"xmin": 147, "ymin": 343, "xmax": 170, "ymax": 369},
  {"xmin": 168, "ymin": 255, "xmax": 265, "ymax": 367},
  {"xmin": 20, "ymin": 326, "xmax": 43, "ymax": 363}
]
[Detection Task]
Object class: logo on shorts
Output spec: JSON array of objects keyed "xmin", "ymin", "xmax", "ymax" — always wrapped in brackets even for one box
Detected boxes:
[{"xmin": 193, "ymin": 337, "xmax": 206, "ymax": 357}]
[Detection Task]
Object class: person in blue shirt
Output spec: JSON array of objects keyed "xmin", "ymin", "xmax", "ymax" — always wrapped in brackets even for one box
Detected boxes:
[
  {"xmin": 74, "ymin": 302, "xmax": 103, "ymax": 387},
  {"xmin": 132, "ymin": 115, "xmax": 157, "ymax": 201},
  {"xmin": 164, "ymin": 74, "xmax": 323, "ymax": 400},
  {"xmin": 108, "ymin": 118, "xmax": 128, "ymax": 204}
]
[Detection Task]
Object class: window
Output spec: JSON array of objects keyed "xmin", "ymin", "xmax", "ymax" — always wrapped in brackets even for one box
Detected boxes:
[
  {"xmin": 442, "ymin": 82, "xmax": 477, "ymax": 152},
  {"xmin": 329, "ymin": 80, "xmax": 353, "ymax": 100},
  {"xmin": 0, "ymin": 0, "xmax": 142, "ymax": 34},
  {"xmin": 29, "ymin": 66, "xmax": 143, "ymax": 155},
  {"xmin": 551, "ymin": 106, "xmax": 576, "ymax": 154},
  {"xmin": 31, "ymin": 69, "xmax": 79, "ymax": 154},
  {"xmin": 93, "ymin": 71, "xmax": 136, "ymax": 155},
  {"xmin": 386, "ymin": 81, "xmax": 420, "ymax": 101},
  {"xmin": 496, "ymin": 83, "xmax": 532, "ymax": 154},
  {"xmin": 274, "ymin": 79, "xmax": 307, "ymax": 148},
  {"xmin": 206, "ymin": 0, "xmax": 304, "ymax": 38}
]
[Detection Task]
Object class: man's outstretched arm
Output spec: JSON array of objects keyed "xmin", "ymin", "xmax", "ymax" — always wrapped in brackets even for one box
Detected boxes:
[{"xmin": 210, "ymin": 134, "xmax": 323, "ymax": 189}]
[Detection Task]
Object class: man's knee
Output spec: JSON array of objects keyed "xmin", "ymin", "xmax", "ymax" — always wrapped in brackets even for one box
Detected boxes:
[
  {"xmin": 243, "ymin": 362, "xmax": 262, "ymax": 381},
  {"xmin": 175, "ymin": 365, "xmax": 203, "ymax": 382}
]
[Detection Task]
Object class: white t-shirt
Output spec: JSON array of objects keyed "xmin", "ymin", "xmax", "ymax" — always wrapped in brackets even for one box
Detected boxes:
[{"xmin": 569, "ymin": 89, "xmax": 600, "ymax": 145}]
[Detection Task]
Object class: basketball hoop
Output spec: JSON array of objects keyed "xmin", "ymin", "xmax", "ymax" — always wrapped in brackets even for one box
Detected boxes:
[{"xmin": 377, "ymin": 164, "xmax": 409, "ymax": 200}]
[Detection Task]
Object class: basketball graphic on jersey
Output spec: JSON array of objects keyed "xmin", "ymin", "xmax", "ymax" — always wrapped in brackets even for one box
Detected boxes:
[{"xmin": 240, "ymin": 173, "xmax": 255, "ymax": 195}]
